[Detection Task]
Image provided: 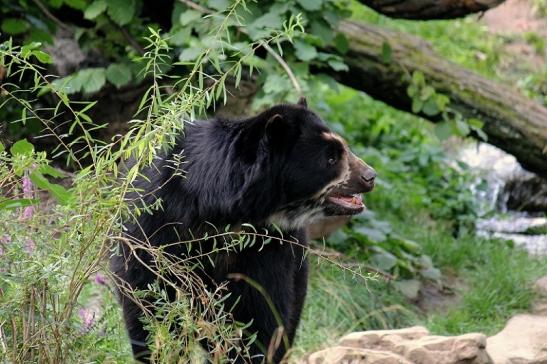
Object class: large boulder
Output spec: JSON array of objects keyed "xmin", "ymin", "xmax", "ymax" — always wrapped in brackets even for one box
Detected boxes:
[
  {"xmin": 486, "ymin": 276, "xmax": 547, "ymax": 364},
  {"xmin": 302, "ymin": 326, "xmax": 491, "ymax": 364},
  {"xmin": 486, "ymin": 315, "xmax": 547, "ymax": 363}
]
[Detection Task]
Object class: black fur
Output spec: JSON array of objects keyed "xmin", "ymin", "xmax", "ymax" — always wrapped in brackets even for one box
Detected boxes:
[{"xmin": 111, "ymin": 102, "xmax": 369, "ymax": 363}]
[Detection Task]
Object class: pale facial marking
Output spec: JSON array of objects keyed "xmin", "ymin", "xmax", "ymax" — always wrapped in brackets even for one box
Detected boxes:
[
  {"xmin": 311, "ymin": 134, "xmax": 351, "ymax": 201},
  {"xmin": 321, "ymin": 132, "xmax": 345, "ymax": 144},
  {"xmin": 267, "ymin": 132, "xmax": 354, "ymax": 230}
]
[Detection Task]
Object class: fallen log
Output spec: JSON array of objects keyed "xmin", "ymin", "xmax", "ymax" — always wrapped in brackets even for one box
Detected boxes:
[
  {"xmin": 330, "ymin": 20, "xmax": 547, "ymax": 177},
  {"xmin": 358, "ymin": 0, "xmax": 505, "ymax": 20}
]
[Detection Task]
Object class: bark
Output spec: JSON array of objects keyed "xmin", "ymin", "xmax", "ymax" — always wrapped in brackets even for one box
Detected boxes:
[
  {"xmin": 358, "ymin": 0, "xmax": 505, "ymax": 19},
  {"xmin": 329, "ymin": 20, "xmax": 547, "ymax": 178}
]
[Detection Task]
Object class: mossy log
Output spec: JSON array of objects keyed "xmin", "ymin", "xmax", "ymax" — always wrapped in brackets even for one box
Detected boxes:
[
  {"xmin": 358, "ymin": 0, "xmax": 505, "ymax": 19},
  {"xmin": 330, "ymin": 21, "xmax": 547, "ymax": 177}
]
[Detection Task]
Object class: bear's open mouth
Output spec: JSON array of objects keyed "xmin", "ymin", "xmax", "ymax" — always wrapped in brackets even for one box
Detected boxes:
[{"xmin": 324, "ymin": 193, "xmax": 365, "ymax": 215}]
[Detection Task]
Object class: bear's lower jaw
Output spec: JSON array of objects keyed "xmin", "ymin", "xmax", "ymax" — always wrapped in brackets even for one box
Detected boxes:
[{"xmin": 323, "ymin": 194, "xmax": 365, "ymax": 216}]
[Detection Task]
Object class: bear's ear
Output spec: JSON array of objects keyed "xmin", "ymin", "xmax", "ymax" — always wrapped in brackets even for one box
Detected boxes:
[
  {"xmin": 264, "ymin": 113, "xmax": 288, "ymax": 144},
  {"xmin": 297, "ymin": 96, "xmax": 308, "ymax": 108}
]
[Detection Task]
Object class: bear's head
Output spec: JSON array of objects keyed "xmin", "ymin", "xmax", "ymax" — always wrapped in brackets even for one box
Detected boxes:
[{"xmin": 243, "ymin": 97, "xmax": 376, "ymax": 230}]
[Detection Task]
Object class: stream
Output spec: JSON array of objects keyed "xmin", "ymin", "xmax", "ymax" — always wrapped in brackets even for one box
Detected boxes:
[{"xmin": 458, "ymin": 142, "xmax": 547, "ymax": 255}]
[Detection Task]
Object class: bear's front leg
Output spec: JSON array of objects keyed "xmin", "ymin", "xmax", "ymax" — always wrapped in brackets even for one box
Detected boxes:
[{"xmin": 219, "ymin": 243, "xmax": 301, "ymax": 363}]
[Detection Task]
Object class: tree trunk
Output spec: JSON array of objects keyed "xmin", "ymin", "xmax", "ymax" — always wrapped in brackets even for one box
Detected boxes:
[
  {"xmin": 358, "ymin": 0, "xmax": 505, "ymax": 19},
  {"xmin": 329, "ymin": 20, "xmax": 547, "ymax": 178}
]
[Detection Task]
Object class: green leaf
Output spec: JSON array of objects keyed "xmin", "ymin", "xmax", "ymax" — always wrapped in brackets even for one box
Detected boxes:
[
  {"xmin": 179, "ymin": 10, "xmax": 202, "ymax": 26},
  {"xmin": 84, "ymin": 0, "xmax": 108, "ymax": 20},
  {"xmin": 32, "ymin": 50, "xmax": 52, "ymax": 64},
  {"xmin": 434, "ymin": 121, "xmax": 453, "ymax": 140},
  {"xmin": 55, "ymin": 68, "xmax": 106, "ymax": 94},
  {"xmin": 355, "ymin": 226, "xmax": 387, "ymax": 242},
  {"xmin": 0, "ymin": 142, "xmax": 4, "ymax": 152},
  {"xmin": 333, "ymin": 34, "xmax": 349, "ymax": 54},
  {"xmin": 52, "ymin": 75, "xmax": 81, "ymax": 94},
  {"xmin": 106, "ymin": 63, "xmax": 132, "ymax": 88},
  {"xmin": 420, "ymin": 86, "xmax": 435, "ymax": 100},
  {"xmin": 407, "ymin": 85, "xmax": 418, "ymax": 97},
  {"xmin": 327, "ymin": 59, "xmax": 348, "ymax": 72},
  {"xmin": 394, "ymin": 279, "xmax": 421, "ymax": 300},
  {"xmin": 297, "ymin": 0, "xmax": 323, "ymax": 11},
  {"xmin": 412, "ymin": 71, "xmax": 425, "ymax": 85},
  {"xmin": 1, "ymin": 19, "xmax": 30, "ymax": 35},
  {"xmin": 27, "ymin": 29, "xmax": 53, "ymax": 44},
  {"xmin": 422, "ymin": 97, "xmax": 440, "ymax": 116},
  {"xmin": 372, "ymin": 251, "xmax": 398, "ymax": 271},
  {"xmin": 0, "ymin": 198, "xmax": 39, "ymax": 210},
  {"xmin": 253, "ymin": 11, "xmax": 283, "ymax": 29},
  {"xmin": 207, "ymin": 0, "xmax": 230, "ymax": 11},
  {"xmin": 179, "ymin": 47, "xmax": 202, "ymax": 62},
  {"xmin": 107, "ymin": 0, "xmax": 136, "ymax": 26},
  {"xmin": 421, "ymin": 267, "xmax": 441, "ymax": 281},
  {"xmin": 168, "ymin": 26, "xmax": 191, "ymax": 46},
  {"xmin": 29, "ymin": 170, "xmax": 73, "ymax": 205},
  {"xmin": 455, "ymin": 119, "xmax": 470, "ymax": 136},
  {"xmin": 10, "ymin": 139, "xmax": 34, "ymax": 156},
  {"xmin": 327, "ymin": 230, "xmax": 348, "ymax": 246},
  {"xmin": 79, "ymin": 68, "xmax": 106, "ymax": 94},
  {"xmin": 411, "ymin": 98, "xmax": 423, "ymax": 114},
  {"xmin": 381, "ymin": 42, "xmax": 392, "ymax": 63},
  {"xmin": 38, "ymin": 165, "xmax": 66, "ymax": 178},
  {"xmin": 467, "ymin": 118, "xmax": 484, "ymax": 129},
  {"xmin": 435, "ymin": 94, "xmax": 450, "ymax": 111},
  {"xmin": 49, "ymin": 0, "xmax": 63, "ymax": 8},
  {"xmin": 474, "ymin": 127, "xmax": 488, "ymax": 141},
  {"xmin": 310, "ymin": 20, "xmax": 333, "ymax": 45},
  {"xmin": 398, "ymin": 238, "xmax": 422, "ymax": 254},
  {"xmin": 294, "ymin": 40, "xmax": 317, "ymax": 62},
  {"xmin": 64, "ymin": 0, "xmax": 87, "ymax": 10},
  {"xmin": 418, "ymin": 255, "xmax": 434, "ymax": 268}
]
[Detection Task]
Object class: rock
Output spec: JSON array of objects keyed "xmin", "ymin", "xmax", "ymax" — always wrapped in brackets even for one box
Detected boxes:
[
  {"xmin": 302, "ymin": 327, "xmax": 491, "ymax": 364},
  {"xmin": 487, "ymin": 314, "xmax": 547, "ymax": 364},
  {"xmin": 534, "ymin": 276, "xmax": 547, "ymax": 298},
  {"xmin": 503, "ymin": 175, "xmax": 547, "ymax": 213},
  {"xmin": 305, "ymin": 347, "xmax": 412, "ymax": 364},
  {"xmin": 339, "ymin": 326, "xmax": 430, "ymax": 349},
  {"xmin": 532, "ymin": 302, "xmax": 547, "ymax": 315}
]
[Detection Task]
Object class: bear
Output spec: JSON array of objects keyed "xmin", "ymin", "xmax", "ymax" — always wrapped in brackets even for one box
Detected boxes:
[{"xmin": 110, "ymin": 97, "xmax": 376, "ymax": 363}]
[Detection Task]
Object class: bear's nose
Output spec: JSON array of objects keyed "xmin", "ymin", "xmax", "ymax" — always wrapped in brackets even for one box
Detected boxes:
[{"xmin": 361, "ymin": 168, "xmax": 376, "ymax": 183}]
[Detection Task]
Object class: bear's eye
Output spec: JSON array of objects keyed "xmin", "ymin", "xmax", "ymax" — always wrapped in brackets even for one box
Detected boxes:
[{"xmin": 328, "ymin": 157, "xmax": 337, "ymax": 165}]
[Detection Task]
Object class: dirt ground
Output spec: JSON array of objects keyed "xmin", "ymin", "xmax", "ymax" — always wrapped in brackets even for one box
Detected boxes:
[
  {"xmin": 483, "ymin": 0, "xmax": 546, "ymax": 72},
  {"xmin": 483, "ymin": 0, "xmax": 546, "ymax": 34}
]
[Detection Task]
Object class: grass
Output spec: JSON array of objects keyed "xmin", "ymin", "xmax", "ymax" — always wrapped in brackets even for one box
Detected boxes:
[
  {"xmin": 3, "ymin": 5, "xmax": 545, "ymax": 360},
  {"xmin": 292, "ymin": 258, "xmax": 416, "ymax": 358},
  {"xmin": 423, "ymin": 233, "xmax": 547, "ymax": 335},
  {"xmin": 78, "ymin": 228, "xmax": 546, "ymax": 362},
  {"xmin": 289, "ymin": 220, "xmax": 547, "ymax": 359},
  {"xmin": 371, "ymin": 193, "xmax": 547, "ymax": 338},
  {"xmin": 284, "ymin": 84, "xmax": 547, "ymax": 356}
]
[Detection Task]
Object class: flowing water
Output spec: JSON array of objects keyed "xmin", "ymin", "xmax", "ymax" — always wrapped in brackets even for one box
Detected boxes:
[{"xmin": 458, "ymin": 143, "xmax": 547, "ymax": 255}]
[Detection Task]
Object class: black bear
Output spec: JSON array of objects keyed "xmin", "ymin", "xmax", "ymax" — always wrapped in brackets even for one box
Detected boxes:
[{"xmin": 111, "ymin": 98, "xmax": 376, "ymax": 363}]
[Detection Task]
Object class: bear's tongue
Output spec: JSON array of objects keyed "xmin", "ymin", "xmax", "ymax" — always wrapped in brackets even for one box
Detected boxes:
[{"xmin": 328, "ymin": 194, "xmax": 364, "ymax": 208}]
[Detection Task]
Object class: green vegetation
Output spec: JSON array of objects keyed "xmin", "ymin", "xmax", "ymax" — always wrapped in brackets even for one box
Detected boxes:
[
  {"xmin": 425, "ymin": 234, "xmax": 547, "ymax": 335},
  {"xmin": 286, "ymin": 87, "xmax": 547, "ymax": 358},
  {"xmin": 1, "ymin": 0, "xmax": 546, "ymax": 362}
]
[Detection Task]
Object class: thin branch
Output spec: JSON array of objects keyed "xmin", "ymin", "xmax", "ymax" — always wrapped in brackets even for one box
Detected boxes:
[
  {"xmin": 178, "ymin": 0, "xmax": 214, "ymax": 14},
  {"xmin": 261, "ymin": 42, "xmax": 302, "ymax": 95},
  {"xmin": 178, "ymin": 0, "xmax": 303, "ymax": 95},
  {"xmin": 32, "ymin": 0, "xmax": 70, "ymax": 31},
  {"xmin": 358, "ymin": 0, "xmax": 506, "ymax": 20},
  {"xmin": 116, "ymin": 24, "xmax": 145, "ymax": 55}
]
